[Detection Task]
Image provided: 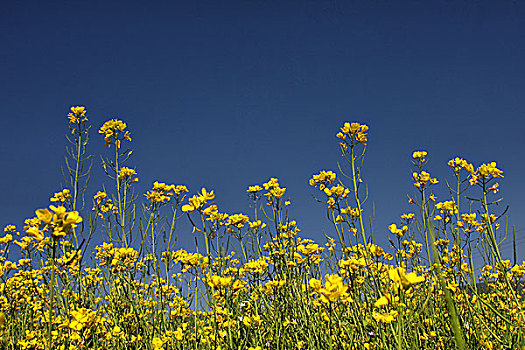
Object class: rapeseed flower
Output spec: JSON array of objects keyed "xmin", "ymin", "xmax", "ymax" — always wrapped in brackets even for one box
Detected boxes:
[
  {"xmin": 67, "ymin": 106, "xmax": 87, "ymax": 124},
  {"xmin": 373, "ymin": 310, "xmax": 398, "ymax": 323},
  {"xmin": 182, "ymin": 188, "xmax": 214, "ymax": 212},
  {"xmin": 50, "ymin": 189, "xmax": 71, "ymax": 203},
  {"xmin": 99, "ymin": 119, "xmax": 131, "ymax": 147},
  {"xmin": 388, "ymin": 267, "xmax": 424, "ymax": 289},
  {"xmin": 412, "ymin": 150, "xmax": 427, "ymax": 160},
  {"xmin": 32, "ymin": 205, "xmax": 82, "ymax": 240}
]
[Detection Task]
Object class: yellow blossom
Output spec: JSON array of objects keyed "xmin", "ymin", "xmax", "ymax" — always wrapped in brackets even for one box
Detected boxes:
[
  {"xmin": 99, "ymin": 119, "xmax": 131, "ymax": 147},
  {"xmin": 388, "ymin": 267, "xmax": 425, "ymax": 289},
  {"xmin": 412, "ymin": 150, "xmax": 427, "ymax": 160},
  {"xmin": 247, "ymin": 185, "xmax": 263, "ymax": 193},
  {"xmin": 374, "ymin": 295, "xmax": 390, "ymax": 308},
  {"xmin": 67, "ymin": 106, "xmax": 87, "ymax": 124},
  {"xmin": 152, "ymin": 337, "xmax": 164, "ymax": 349},
  {"xmin": 373, "ymin": 310, "xmax": 398, "ymax": 323}
]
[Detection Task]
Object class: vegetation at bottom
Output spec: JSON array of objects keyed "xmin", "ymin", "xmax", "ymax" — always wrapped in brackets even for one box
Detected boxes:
[{"xmin": 0, "ymin": 106, "xmax": 524, "ymax": 350}]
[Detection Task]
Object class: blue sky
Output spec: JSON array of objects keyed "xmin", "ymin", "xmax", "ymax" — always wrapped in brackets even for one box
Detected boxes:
[{"xmin": 1, "ymin": 0, "xmax": 524, "ymax": 265}]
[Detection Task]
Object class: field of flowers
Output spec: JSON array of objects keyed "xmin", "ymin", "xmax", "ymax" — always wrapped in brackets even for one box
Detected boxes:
[{"xmin": 0, "ymin": 106, "xmax": 523, "ymax": 349}]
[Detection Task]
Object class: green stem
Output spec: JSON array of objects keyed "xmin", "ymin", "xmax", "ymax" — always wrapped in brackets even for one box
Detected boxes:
[
  {"xmin": 47, "ymin": 241, "xmax": 57, "ymax": 349},
  {"xmin": 70, "ymin": 130, "xmax": 82, "ymax": 248},
  {"xmin": 115, "ymin": 144, "xmax": 127, "ymax": 247},
  {"xmin": 481, "ymin": 185, "xmax": 525, "ymax": 324},
  {"xmin": 421, "ymin": 191, "xmax": 466, "ymax": 350}
]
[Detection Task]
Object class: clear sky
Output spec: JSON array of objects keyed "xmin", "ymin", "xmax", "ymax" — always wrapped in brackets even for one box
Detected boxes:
[{"xmin": 1, "ymin": 0, "xmax": 524, "ymax": 266}]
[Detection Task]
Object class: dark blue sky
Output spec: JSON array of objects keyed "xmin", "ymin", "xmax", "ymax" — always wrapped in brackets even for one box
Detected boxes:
[{"xmin": 1, "ymin": 0, "xmax": 524, "ymax": 265}]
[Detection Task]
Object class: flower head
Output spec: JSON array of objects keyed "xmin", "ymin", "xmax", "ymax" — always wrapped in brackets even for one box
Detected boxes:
[
  {"xmin": 412, "ymin": 150, "xmax": 427, "ymax": 160},
  {"xmin": 339, "ymin": 122, "xmax": 369, "ymax": 145},
  {"xmin": 99, "ymin": 119, "xmax": 131, "ymax": 148},
  {"xmin": 67, "ymin": 106, "xmax": 87, "ymax": 124},
  {"xmin": 32, "ymin": 205, "xmax": 83, "ymax": 240},
  {"xmin": 388, "ymin": 267, "xmax": 424, "ymax": 289}
]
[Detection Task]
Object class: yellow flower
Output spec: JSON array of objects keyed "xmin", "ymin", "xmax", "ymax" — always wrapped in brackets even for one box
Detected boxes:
[
  {"xmin": 249, "ymin": 220, "xmax": 266, "ymax": 229},
  {"xmin": 309, "ymin": 170, "xmax": 336, "ymax": 188},
  {"xmin": 247, "ymin": 185, "xmax": 263, "ymax": 193},
  {"xmin": 67, "ymin": 106, "xmax": 87, "ymax": 124},
  {"xmin": 69, "ymin": 308, "xmax": 97, "ymax": 331},
  {"xmin": 227, "ymin": 213, "xmax": 250, "ymax": 228},
  {"xmin": 50, "ymin": 189, "xmax": 71, "ymax": 203},
  {"xmin": 339, "ymin": 122, "xmax": 369, "ymax": 145},
  {"xmin": 206, "ymin": 275, "xmax": 232, "ymax": 289},
  {"xmin": 117, "ymin": 167, "xmax": 137, "ymax": 180},
  {"xmin": 319, "ymin": 274, "xmax": 348, "ymax": 302},
  {"xmin": 244, "ymin": 257, "xmax": 269, "ymax": 274},
  {"xmin": 412, "ymin": 150, "xmax": 427, "ymax": 160},
  {"xmin": 3, "ymin": 225, "xmax": 16, "ymax": 233},
  {"xmin": 64, "ymin": 211, "xmax": 82, "ymax": 226},
  {"xmin": 388, "ymin": 224, "xmax": 407, "ymax": 237},
  {"xmin": 145, "ymin": 181, "xmax": 179, "ymax": 204},
  {"xmin": 373, "ymin": 310, "xmax": 398, "ymax": 323},
  {"xmin": 388, "ymin": 267, "xmax": 424, "ymax": 289},
  {"xmin": 232, "ymin": 280, "xmax": 246, "ymax": 292},
  {"xmin": 0, "ymin": 234, "xmax": 13, "ymax": 244},
  {"xmin": 401, "ymin": 213, "xmax": 415, "ymax": 221},
  {"xmin": 477, "ymin": 162, "xmax": 503, "ymax": 179},
  {"xmin": 36, "ymin": 208, "xmax": 53, "ymax": 224},
  {"xmin": 448, "ymin": 157, "xmax": 474, "ymax": 174},
  {"xmin": 99, "ymin": 119, "xmax": 130, "ymax": 147},
  {"xmin": 309, "ymin": 278, "xmax": 322, "ymax": 292},
  {"xmin": 374, "ymin": 295, "xmax": 390, "ymax": 308},
  {"xmin": 25, "ymin": 227, "xmax": 44, "ymax": 241},
  {"xmin": 174, "ymin": 185, "xmax": 189, "ymax": 195},
  {"xmin": 200, "ymin": 187, "xmax": 215, "ymax": 200},
  {"xmin": 412, "ymin": 171, "xmax": 438, "ymax": 189},
  {"xmin": 435, "ymin": 200, "xmax": 457, "ymax": 215},
  {"xmin": 94, "ymin": 191, "xmax": 108, "ymax": 204},
  {"xmin": 174, "ymin": 327, "xmax": 183, "ymax": 341},
  {"xmin": 152, "ymin": 337, "xmax": 164, "ymax": 349},
  {"xmin": 182, "ymin": 188, "xmax": 215, "ymax": 212},
  {"xmin": 33, "ymin": 206, "xmax": 82, "ymax": 240}
]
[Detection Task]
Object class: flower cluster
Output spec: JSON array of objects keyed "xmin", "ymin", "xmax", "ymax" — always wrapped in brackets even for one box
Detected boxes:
[
  {"xmin": 412, "ymin": 150, "xmax": 427, "ymax": 160},
  {"xmin": 246, "ymin": 185, "xmax": 262, "ymax": 193},
  {"xmin": 435, "ymin": 200, "xmax": 458, "ymax": 216},
  {"xmin": 263, "ymin": 178, "xmax": 286, "ymax": 204},
  {"xmin": 98, "ymin": 119, "xmax": 131, "ymax": 148},
  {"xmin": 226, "ymin": 214, "xmax": 250, "ymax": 229},
  {"xmin": 309, "ymin": 170, "xmax": 336, "ymax": 190},
  {"xmin": 336, "ymin": 122, "xmax": 369, "ymax": 147},
  {"xmin": 145, "ymin": 182, "xmax": 188, "ymax": 205},
  {"xmin": 470, "ymin": 162, "xmax": 504, "ymax": 186},
  {"xmin": 309, "ymin": 274, "xmax": 349, "ymax": 303},
  {"xmin": 28, "ymin": 205, "xmax": 82, "ymax": 240},
  {"xmin": 93, "ymin": 191, "xmax": 117, "ymax": 218},
  {"xmin": 388, "ymin": 267, "xmax": 425, "ymax": 290},
  {"xmin": 448, "ymin": 157, "xmax": 474, "ymax": 175},
  {"xmin": 412, "ymin": 171, "xmax": 438, "ymax": 189},
  {"xmin": 50, "ymin": 189, "xmax": 71, "ymax": 203},
  {"xmin": 388, "ymin": 223, "xmax": 408, "ymax": 237},
  {"xmin": 181, "ymin": 188, "xmax": 214, "ymax": 213},
  {"xmin": 67, "ymin": 106, "xmax": 87, "ymax": 124},
  {"xmin": 117, "ymin": 167, "xmax": 138, "ymax": 181}
]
